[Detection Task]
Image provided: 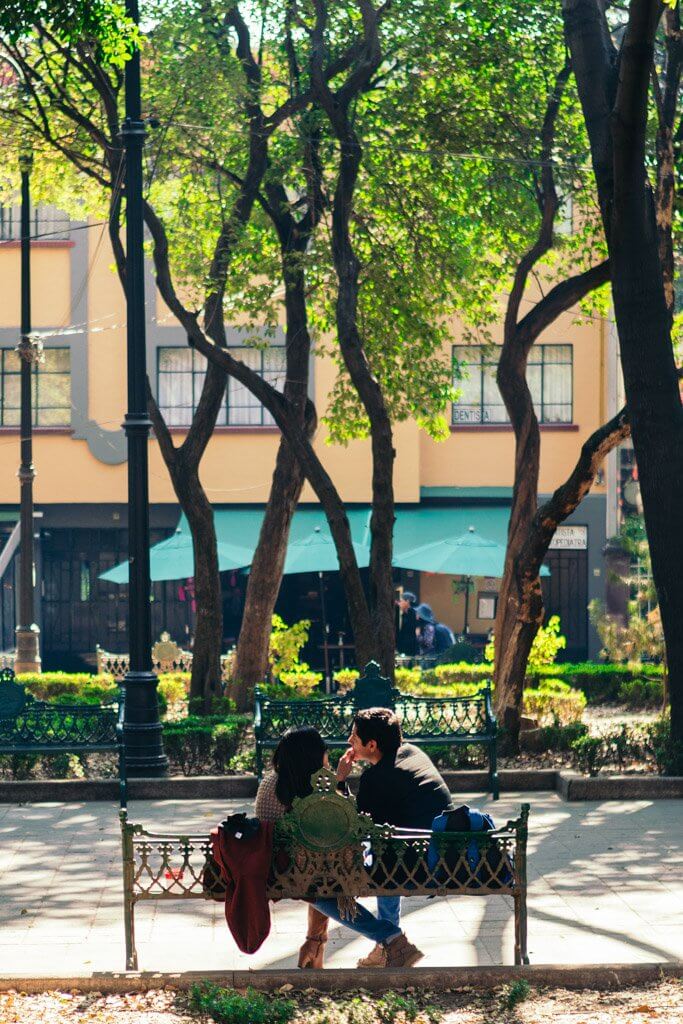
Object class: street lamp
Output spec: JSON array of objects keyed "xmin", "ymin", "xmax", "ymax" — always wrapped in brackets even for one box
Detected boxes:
[
  {"xmin": 2, "ymin": 54, "xmax": 41, "ymax": 674},
  {"xmin": 121, "ymin": 0, "xmax": 167, "ymax": 776}
]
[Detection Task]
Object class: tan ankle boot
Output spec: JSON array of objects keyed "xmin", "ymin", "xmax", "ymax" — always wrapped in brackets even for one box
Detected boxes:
[{"xmin": 298, "ymin": 906, "xmax": 329, "ymax": 969}]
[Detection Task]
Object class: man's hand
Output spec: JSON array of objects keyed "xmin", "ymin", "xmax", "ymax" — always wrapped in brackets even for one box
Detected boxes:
[{"xmin": 336, "ymin": 747, "xmax": 355, "ymax": 783}]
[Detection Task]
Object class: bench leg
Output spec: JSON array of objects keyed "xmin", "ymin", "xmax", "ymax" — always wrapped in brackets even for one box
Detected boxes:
[
  {"xmin": 489, "ymin": 739, "xmax": 499, "ymax": 801},
  {"xmin": 255, "ymin": 740, "xmax": 263, "ymax": 781},
  {"xmin": 121, "ymin": 814, "xmax": 138, "ymax": 970},
  {"xmin": 124, "ymin": 897, "xmax": 138, "ymax": 971},
  {"xmin": 513, "ymin": 893, "xmax": 529, "ymax": 966}
]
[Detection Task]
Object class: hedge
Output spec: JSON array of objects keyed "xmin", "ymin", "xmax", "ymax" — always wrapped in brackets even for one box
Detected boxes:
[{"xmin": 162, "ymin": 715, "xmax": 250, "ymax": 775}]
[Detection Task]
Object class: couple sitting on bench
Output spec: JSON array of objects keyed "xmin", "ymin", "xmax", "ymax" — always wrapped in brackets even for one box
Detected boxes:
[{"xmin": 254, "ymin": 707, "xmax": 453, "ymax": 970}]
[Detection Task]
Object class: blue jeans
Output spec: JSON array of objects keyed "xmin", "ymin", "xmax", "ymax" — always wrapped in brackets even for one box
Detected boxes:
[
  {"xmin": 377, "ymin": 896, "xmax": 401, "ymax": 929},
  {"xmin": 313, "ymin": 896, "xmax": 402, "ymax": 945}
]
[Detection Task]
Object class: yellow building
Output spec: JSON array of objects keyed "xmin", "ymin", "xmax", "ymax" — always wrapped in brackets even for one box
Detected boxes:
[{"xmin": 0, "ymin": 207, "xmax": 609, "ymax": 669}]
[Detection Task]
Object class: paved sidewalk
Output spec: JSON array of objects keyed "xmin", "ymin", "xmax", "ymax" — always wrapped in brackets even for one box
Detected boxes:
[{"xmin": 0, "ymin": 792, "xmax": 681, "ymax": 976}]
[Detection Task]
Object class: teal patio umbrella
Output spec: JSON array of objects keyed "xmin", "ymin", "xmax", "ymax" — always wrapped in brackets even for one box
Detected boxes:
[
  {"xmin": 99, "ymin": 531, "xmax": 252, "ymax": 584},
  {"xmin": 394, "ymin": 527, "xmax": 550, "ymax": 578},
  {"xmin": 282, "ymin": 525, "xmax": 370, "ymax": 575}
]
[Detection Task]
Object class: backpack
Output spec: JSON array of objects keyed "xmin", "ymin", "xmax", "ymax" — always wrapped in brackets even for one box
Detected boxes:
[
  {"xmin": 433, "ymin": 622, "xmax": 455, "ymax": 654},
  {"xmin": 427, "ymin": 804, "xmax": 513, "ymax": 889}
]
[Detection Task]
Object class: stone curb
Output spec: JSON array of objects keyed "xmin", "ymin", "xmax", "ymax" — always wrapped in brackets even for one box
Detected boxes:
[
  {"xmin": 0, "ymin": 962, "xmax": 680, "ymax": 994},
  {"xmin": 1, "ymin": 769, "xmax": 681, "ymax": 803}
]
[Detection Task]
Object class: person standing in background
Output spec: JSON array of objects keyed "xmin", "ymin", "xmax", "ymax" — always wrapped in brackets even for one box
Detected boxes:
[{"xmin": 395, "ymin": 589, "xmax": 417, "ymax": 657}]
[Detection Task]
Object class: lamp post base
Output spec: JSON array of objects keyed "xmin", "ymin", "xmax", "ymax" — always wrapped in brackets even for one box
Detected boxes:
[
  {"xmin": 123, "ymin": 671, "xmax": 168, "ymax": 777},
  {"xmin": 14, "ymin": 624, "xmax": 41, "ymax": 674}
]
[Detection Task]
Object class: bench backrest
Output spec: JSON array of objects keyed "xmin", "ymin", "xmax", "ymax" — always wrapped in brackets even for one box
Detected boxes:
[
  {"xmin": 254, "ymin": 681, "xmax": 495, "ymax": 743},
  {"xmin": 0, "ymin": 668, "xmax": 121, "ymax": 746},
  {"xmin": 121, "ymin": 769, "xmax": 528, "ymax": 904}
]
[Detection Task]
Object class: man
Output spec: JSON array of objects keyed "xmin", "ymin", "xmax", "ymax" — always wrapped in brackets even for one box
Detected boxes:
[
  {"xmin": 313, "ymin": 707, "xmax": 452, "ymax": 969},
  {"xmin": 395, "ymin": 589, "xmax": 417, "ymax": 657}
]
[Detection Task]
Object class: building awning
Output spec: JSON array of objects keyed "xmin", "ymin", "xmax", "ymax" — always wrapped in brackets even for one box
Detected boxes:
[{"xmin": 100, "ymin": 504, "xmax": 548, "ymax": 583}]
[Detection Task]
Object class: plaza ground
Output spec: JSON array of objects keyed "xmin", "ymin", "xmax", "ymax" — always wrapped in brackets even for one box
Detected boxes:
[
  {"xmin": 1, "ymin": 979, "xmax": 683, "ymax": 1024},
  {"xmin": 0, "ymin": 791, "xmax": 681, "ymax": 977}
]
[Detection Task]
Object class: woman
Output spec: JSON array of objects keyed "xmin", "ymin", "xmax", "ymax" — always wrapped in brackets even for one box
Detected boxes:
[{"xmin": 254, "ymin": 726, "xmax": 330, "ymax": 969}]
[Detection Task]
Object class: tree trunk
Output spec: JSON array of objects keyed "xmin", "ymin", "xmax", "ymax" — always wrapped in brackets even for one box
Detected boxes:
[
  {"xmin": 232, "ymin": 440, "xmax": 305, "ymax": 711},
  {"xmin": 174, "ymin": 467, "xmax": 223, "ymax": 713},
  {"xmin": 564, "ymin": 0, "xmax": 683, "ymax": 759},
  {"xmin": 494, "ymin": 567, "xmax": 544, "ymax": 742}
]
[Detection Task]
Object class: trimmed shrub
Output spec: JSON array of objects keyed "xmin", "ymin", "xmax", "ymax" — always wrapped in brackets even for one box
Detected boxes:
[
  {"xmin": 19, "ymin": 673, "xmax": 118, "ymax": 703},
  {"xmin": 433, "ymin": 662, "xmax": 489, "ymax": 686},
  {"xmin": 530, "ymin": 720, "xmax": 588, "ymax": 753},
  {"xmin": 277, "ymin": 670, "xmax": 323, "ymax": 696},
  {"xmin": 395, "ymin": 666, "xmax": 422, "ymax": 690},
  {"xmin": 618, "ymin": 676, "xmax": 663, "ymax": 708},
  {"xmin": 333, "ymin": 669, "xmax": 359, "ymax": 693},
  {"xmin": 407, "ymin": 680, "xmax": 482, "ymax": 699},
  {"xmin": 522, "ymin": 686, "xmax": 586, "ymax": 725},
  {"xmin": 163, "ymin": 715, "xmax": 250, "ymax": 776},
  {"xmin": 436, "ymin": 638, "xmax": 481, "ymax": 664},
  {"xmin": 212, "ymin": 722, "xmax": 246, "ymax": 773},
  {"xmin": 157, "ymin": 673, "xmax": 189, "ymax": 704},
  {"xmin": 529, "ymin": 662, "xmax": 663, "ymax": 703}
]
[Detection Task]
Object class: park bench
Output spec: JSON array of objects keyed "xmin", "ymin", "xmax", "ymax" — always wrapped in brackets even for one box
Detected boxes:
[
  {"xmin": 96, "ymin": 632, "xmax": 234, "ymax": 684},
  {"xmin": 254, "ymin": 661, "xmax": 499, "ymax": 799},
  {"xmin": 120, "ymin": 767, "xmax": 529, "ymax": 971},
  {"xmin": 0, "ymin": 667, "xmax": 127, "ymax": 807}
]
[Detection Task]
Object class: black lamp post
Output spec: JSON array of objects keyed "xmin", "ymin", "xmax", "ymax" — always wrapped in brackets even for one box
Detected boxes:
[
  {"xmin": 121, "ymin": 0, "xmax": 167, "ymax": 776},
  {"xmin": 14, "ymin": 144, "xmax": 41, "ymax": 674},
  {"xmin": 3, "ymin": 55, "xmax": 41, "ymax": 675}
]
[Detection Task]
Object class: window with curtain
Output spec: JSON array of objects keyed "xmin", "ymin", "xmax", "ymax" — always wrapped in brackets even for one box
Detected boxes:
[
  {"xmin": 452, "ymin": 344, "xmax": 573, "ymax": 425},
  {"xmin": 0, "ymin": 347, "xmax": 71, "ymax": 426},
  {"xmin": 157, "ymin": 346, "xmax": 287, "ymax": 426}
]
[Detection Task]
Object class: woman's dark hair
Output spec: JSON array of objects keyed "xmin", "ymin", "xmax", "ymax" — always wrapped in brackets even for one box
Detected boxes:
[{"xmin": 272, "ymin": 726, "xmax": 327, "ymax": 809}]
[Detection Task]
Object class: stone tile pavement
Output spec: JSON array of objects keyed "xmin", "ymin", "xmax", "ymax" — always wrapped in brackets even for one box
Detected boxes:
[{"xmin": 0, "ymin": 792, "xmax": 681, "ymax": 976}]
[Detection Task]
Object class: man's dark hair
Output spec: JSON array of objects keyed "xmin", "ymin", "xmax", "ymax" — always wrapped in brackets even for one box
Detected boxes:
[{"xmin": 353, "ymin": 707, "xmax": 402, "ymax": 757}]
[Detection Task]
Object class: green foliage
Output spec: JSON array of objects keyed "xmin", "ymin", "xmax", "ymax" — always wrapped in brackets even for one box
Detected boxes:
[
  {"xmin": 437, "ymin": 638, "xmax": 482, "ymax": 664},
  {"xmin": 571, "ymin": 734, "xmax": 605, "ymax": 776},
  {"xmin": 589, "ymin": 599, "xmax": 664, "ymax": 665},
  {"xmin": 0, "ymin": 1, "xmax": 136, "ymax": 65},
  {"xmin": 189, "ymin": 983, "xmax": 295, "ymax": 1024},
  {"xmin": 531, "ymin": 720, "xmax": 588, "ymax": 753},
  {"xmin": 157, "ymin": 674, "xmax": 189, "ymax": 705},
  {"xmin": 502, "ymin": 979, "xmax": 531, "ymax": 1011},
  {"xmin": 212, "ymin": 722, "xmax": 246, "ymax": 774},
  {"xmin": 269, "ymin": 615, "xmax": 312, "ymax": 680},
  {"xmin": 0, "ymin": 753, "xmax": 39, "ymax": 780},
  {"xmin": 277, "ymin": 670, "xmax": 323, "ymax": 696},
  {"xmin": 19, "ymin": 672, "xmax": 117, "ymax": 702},
  {"xmin": 618, "ymin": 676, "xmax": 663, "ymax": 708},
  {"xmin": 227, "ymin": 749, "xmax": 256, "ymax": 774},
  {"xmin": 640, "ymin": 713, "xmax": 683, "ymax": 775},
  {"xmin": 297, "ymin": 991, "xmax": 440, "ymax": 1024},
  {"xmin": 395, "ymin": 666, "xmax": 423, "ymax": 689},
  {"xmin": 486, "ymin": 615, "xmax": 567, "ymax": 669},
  {"xmin": 162, "ymin": 715, "xmax": 249, "ymax": 776},
  {"xmin": 333, "ymin": 669, "xmax": 360, "ymax": 693}
]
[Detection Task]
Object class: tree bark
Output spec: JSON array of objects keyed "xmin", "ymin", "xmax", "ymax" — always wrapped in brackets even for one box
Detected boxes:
[
  {"xmin": 310, "ymin": 1, "xmax": 396, "ymax": 676},
  {"xmin": 564, "ymin": 0, "xmax": 683, "ymax": 757}
]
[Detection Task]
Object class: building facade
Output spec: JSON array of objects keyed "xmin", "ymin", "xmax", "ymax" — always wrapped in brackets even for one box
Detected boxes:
[{"xmin": 0, "ymin": 208, "xmax": 609, "ymax": 670}]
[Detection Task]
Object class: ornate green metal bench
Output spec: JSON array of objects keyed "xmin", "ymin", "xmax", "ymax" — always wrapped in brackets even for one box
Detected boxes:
[
  {"xmin": 254, "ymin": 661, "xmax": 499, "ymax": 798},
  {"xmin": 120, "ymin": 768, "xmax": 529, "ymax": 971},
  {"xmin": 0, "ymin": 668, "xmax": 127, "ymax": 807}
]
